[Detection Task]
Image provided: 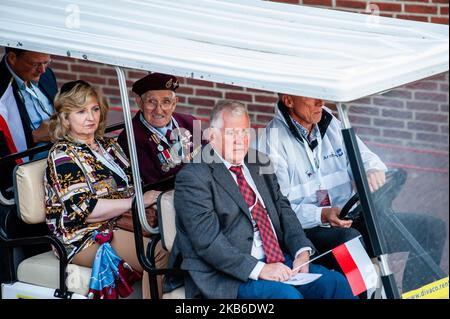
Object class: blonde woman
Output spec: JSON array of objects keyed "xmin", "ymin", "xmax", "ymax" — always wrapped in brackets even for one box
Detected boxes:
[{"xmin": 45, "ymin": 80, "xmax": 167, "ymax": 298}]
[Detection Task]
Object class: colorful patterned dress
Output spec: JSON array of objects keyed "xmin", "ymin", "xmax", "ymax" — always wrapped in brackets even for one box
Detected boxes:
[{"xmin": 44, "ymin": 137, "xmax": 134, "ymax": 261}]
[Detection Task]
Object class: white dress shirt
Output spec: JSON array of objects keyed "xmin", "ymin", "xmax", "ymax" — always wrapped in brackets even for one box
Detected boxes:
[{"xmin": 214, "ymin": 150, "xmax": 312, "ymax": 280}]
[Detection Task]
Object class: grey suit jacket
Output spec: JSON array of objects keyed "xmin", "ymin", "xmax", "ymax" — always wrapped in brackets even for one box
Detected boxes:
[{"xmin": 168, "ymin": 149, "xmax": 314, "ymax": 299}]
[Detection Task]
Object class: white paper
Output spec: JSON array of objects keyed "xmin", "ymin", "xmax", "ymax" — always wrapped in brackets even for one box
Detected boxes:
[{"xmin": 283, "ymin": 273, "xmax": 322, "ymax": 286}]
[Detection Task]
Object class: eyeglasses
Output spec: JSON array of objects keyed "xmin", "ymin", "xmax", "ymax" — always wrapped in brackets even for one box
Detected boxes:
[
  {"xmin": 223, "ymin": 128, "xmax": 252, "ymax": 138},
  {"xmin": 142, "ymin": 97, "xmax": 176, "ymax": 110},
  {"xmin": 19, "ymin": 57, "xmax": 52, "ymax": 70}
]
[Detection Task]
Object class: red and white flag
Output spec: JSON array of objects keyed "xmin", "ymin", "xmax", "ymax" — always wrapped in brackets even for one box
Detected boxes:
[
  {"xmin": 0, "ymin": 81, "xmax": 26, "ymax": 164},
  {"xmin": 332, "ymin": 237, "xmax": 378, "ymax": 296}
]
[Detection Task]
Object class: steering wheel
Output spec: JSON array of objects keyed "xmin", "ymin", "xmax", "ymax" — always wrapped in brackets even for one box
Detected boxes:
[{"xmin": 339, "ymin": 168, "xmax": 407, "ymax": 221}]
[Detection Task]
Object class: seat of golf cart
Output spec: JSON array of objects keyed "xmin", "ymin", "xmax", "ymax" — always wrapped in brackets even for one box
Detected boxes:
[
  {"xmin": 157, "ymin": 190, "xmax": 185, "ymax": 299},
  {"xmin": 12, "ymin": 158, "xmax": 144, "ymax": 298},
  {"xmin": 13, "ymin": 159, "xmax": 92, "ymax": 295},
  {"xmin": 17, "ymin": 251, "xmax": 91, "ymax": 296}
]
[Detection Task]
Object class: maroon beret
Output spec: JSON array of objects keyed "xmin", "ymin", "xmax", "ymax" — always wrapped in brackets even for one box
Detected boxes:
[{"xmin": 132, "ymin": 72, "xmax": 179, "ymax": 96}]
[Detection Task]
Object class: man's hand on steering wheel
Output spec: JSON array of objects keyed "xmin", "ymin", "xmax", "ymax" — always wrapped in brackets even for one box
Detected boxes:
[
  {"xmin": 366, "ymin": 169, "xmax": 386, "ymax": 193},
  {"xmin": 321, "ymin": 207, "xmax": 353, "ymax": 228},
  {"xmin": 340, "ymin": 169, "xmax": 404, "ymax": 221}
]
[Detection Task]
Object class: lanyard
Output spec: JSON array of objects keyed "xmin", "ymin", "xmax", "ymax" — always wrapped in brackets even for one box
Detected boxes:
[
  {"xmin": 294, "ymin": 130, "xmax": 325, "ymax": 189},
  {"xmin": 24, "ymin": 84, "xmax": 52, "ymax": 116},
  {"xmin": 294, "ymin": 128, "xmax": 322, "ymax": 174},
  {"xmin": 17, "ymin": 85, "xmax": 51, "ymax": 129},
  {"xmin": 139, "ymin": 113, "xmax": 185, "ymax": 158},
  {"xmin": 92, "ymin": 141, "xmax": 129, "ymax": 189},
  {"xmin": 306, "ymin": 135, "xmax": 321, "ymax": 173},
  {"xmin": 139, "ymin": 113, "xmax": 179, "ymax": 145}
]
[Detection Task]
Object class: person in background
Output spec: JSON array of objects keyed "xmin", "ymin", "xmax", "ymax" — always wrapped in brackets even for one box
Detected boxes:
[
  {"xmin": 0, "ymin": 48, "xmax": 58, "ymax": 285},
  {"xmin": 117, "ymin": 72, "xmax": 202, "ymax": 228},
  {"xmin": 0, "ymin": 48, "xmax": 57, "ymax": 201},
  {"xmin": 258, "ymin": 93, "xmax": 446, "ymax": 292},
  {"xmin": 45, "ymin": 80, "xmax": 168, "ymax": 298}
]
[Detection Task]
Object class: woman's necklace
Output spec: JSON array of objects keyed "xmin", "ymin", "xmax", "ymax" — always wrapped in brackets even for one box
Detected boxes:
[{"xmin": 87, "ymin": 139, "xmax": 101, "ymax": 153}]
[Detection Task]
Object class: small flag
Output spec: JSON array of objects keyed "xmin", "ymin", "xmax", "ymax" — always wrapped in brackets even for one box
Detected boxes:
[
  {"xmin": 0, "ymin": 81, "xmax": 26, "ymax": 164},
  {"xmin": 332, "ymin": 237, "xmax": 378, "ymax": 296}
]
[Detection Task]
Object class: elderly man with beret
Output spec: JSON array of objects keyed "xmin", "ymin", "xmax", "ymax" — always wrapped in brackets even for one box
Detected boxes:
[{"xmin": 117, "ymin": 72, "xmax": 202, "ymax": 227}]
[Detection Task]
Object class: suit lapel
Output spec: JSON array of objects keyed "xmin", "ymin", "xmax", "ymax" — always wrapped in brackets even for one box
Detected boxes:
[
  {"xmin": 11, "ymin": 81, "xmax": 34, "ymax": 149},
  {"xmin": 211, "ymin": 162, "xmax": 253, "ymax": 222}
]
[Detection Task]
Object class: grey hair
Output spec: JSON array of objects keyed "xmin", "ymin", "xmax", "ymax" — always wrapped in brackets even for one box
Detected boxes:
[{"xmin": 210, "ymin": 100, "xmax": 248, "ymax": 129}]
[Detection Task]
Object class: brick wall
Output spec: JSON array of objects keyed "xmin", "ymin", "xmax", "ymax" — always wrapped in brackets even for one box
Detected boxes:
[
  {"xmin": 277, "ymin": 0, "xmax": 449, "ymax": 151},
  {"xmin": 1, "ymin": 0, "xmax": 448, "ymax": 151},
  {"xmin": 275, "ymin": 0, "xmax": 449, "ymax": 24},
  {"xmin": 49, "ymin": 56, "xmax": 449, "ymax": 152}
]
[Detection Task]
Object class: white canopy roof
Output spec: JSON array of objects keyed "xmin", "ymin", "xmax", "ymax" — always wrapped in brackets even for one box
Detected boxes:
[{"xmin": 0, "ymin": 0, "xmax": 448, "ymax": 102}]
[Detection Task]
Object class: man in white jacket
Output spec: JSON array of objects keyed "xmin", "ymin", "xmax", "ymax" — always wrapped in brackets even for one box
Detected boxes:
[{"xmin": 258, "ymin": 94, "xmax": 445, "ymax": 292}]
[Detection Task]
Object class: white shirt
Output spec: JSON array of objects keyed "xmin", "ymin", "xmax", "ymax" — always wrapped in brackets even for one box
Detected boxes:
[
  {"xmin": 5, "ymin": 59, "xmax": 54, "ymax": 160},
  {"xmin": 258, "ymin": 106, "xmax": 387, "ymax": 229},
  {"xmin": 214, "ymin": 150, "xmax": 312, "ymax": 280}
]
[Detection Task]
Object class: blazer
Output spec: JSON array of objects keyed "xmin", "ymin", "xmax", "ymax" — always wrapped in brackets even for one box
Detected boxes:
[
  {"xmin": 117, "ymin": 111, "xmax": 201, "ymax": 191},
  {"xmin": 168, "ymin": 149, "xmax": 314, "ymax": 298}
]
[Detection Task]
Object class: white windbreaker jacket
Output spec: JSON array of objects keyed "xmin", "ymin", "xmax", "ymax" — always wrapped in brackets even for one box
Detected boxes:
[{"xmin": 258, "ymin": 104, "xmax": 387, "ymax": 229}]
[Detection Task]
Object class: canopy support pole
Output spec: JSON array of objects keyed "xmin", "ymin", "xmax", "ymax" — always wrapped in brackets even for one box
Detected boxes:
[
  {"xmin": 336, "ymin": 102, "xmax": 401, "ymax": 299},
  {"xmin": 115, "ymin": 66, "xmax": 158, "ymax": 235}
]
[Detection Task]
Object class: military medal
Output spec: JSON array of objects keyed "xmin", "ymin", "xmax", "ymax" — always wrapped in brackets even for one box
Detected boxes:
[
  {"xmin": 157, "ymin": 153, "xmax": 166, "ymax": 164},
  {"xmin": 161, "ymin": 149, "xmax": 170, "ymax": 160},
  {"xmin": 140, "ymin": 113, "xmax": 196, "ymax": 171},
  {"xmin": 150, "ymin": 133, "xmax": 160, "ymax": 144}
]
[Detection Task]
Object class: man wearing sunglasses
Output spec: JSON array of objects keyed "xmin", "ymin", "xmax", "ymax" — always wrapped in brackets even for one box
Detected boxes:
[{"xmin": 117, "ymin": 72, "xmax": 202, "ymax": 228}]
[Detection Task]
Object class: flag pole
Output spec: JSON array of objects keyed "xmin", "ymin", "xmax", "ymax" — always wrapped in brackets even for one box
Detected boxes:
[
  {"xmin": 292, "ymin": 236, "xmax": 363, "ymax": 273},
  {"xmin": 292, "ymin": 249, "xmax": 332, "ymax": 273}
]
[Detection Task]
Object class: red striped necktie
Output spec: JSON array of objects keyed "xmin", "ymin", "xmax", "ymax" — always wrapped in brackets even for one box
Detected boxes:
[{"xmin": 229, "ymin": 165, "xmax": 285, "ymax": 264}]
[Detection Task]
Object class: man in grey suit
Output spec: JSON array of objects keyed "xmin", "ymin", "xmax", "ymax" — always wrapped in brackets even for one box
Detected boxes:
[{"xmin": 170, "ymin": 100, "xmax": 356, "ymax": 299}]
